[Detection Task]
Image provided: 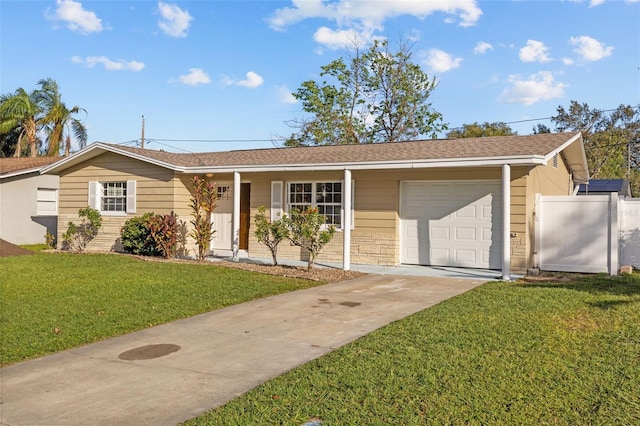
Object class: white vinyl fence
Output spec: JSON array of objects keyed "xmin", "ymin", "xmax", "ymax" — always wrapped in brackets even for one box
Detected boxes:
[
  {"xmin": 536, "ymin": 194, "xmax": 640, "ymax": 274},
  {"xmin": 620, "ymin": 198, "xmax": 640, "ymax": 268}
]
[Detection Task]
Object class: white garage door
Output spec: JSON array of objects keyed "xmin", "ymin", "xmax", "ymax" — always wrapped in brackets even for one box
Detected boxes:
[{"xmin": 400, "ymin": 181, "xmax": 502, "ymax": 269}]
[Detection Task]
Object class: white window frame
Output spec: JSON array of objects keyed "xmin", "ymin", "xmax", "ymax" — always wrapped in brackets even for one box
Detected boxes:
[
  {"xmin": 36, "ymin": 188, "xmax": 58, "ymax": 216},
  {"xmin": 284, "ymin": 180, "xmax": 352, "ymax": 230},
  {"xmin": 89, "ymin": 180, "xmax": 136, "ymax": 215},
  {"xmin": 217, "ymin": 185, "xmax": 232, "ymax": 200}
]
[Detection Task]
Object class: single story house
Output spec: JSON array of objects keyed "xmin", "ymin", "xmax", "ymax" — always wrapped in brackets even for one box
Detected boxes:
[
  {"xmin": 1, "ymin": 157, "xmax": 61, "ymax": 245},
  {"xmin": 41, "ymin": 132, "xmax": 588, "ymax": 279},
  {"xmin": 577, "ymin": 179, "xmax": 633, "ymax": 197}
]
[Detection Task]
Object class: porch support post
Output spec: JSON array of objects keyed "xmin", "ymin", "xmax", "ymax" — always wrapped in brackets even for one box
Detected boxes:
[
  {"xmin": 502, "ymin": 164, "xmax": 511, "ymax": 280},
  {"xmin": 343, "ymin": 169, "xmax": 352, "ymax": 271},
  {"xmin": 232, "ymin": 171, "xmax": 241, "ymax": 262}
]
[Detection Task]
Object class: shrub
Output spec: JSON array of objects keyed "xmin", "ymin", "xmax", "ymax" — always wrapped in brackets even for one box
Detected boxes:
[
  {"xmin": 62, "ymin": 207, "xmax": 102, "ymax": 252},
  {"xmin": 284, "ymin": 207, "xmax": 336, "ymax": 271},
  {"xmin": 120, "ymin": 213, "xmax": 161, "ymax": 257},
  {"xmin": 189, "ymin": 176, "xmax": 217, "ymax": 261},
  {"xmin": 45, "ymin": 231, "xmax": 56, "ymax": 248},
  {"xmin": 149, "ymin": 212, "xmax": 181, "ymax": 259},
  {"xmin": 254, "ymin": 206, "xmax": 288, "ymax": 266}
]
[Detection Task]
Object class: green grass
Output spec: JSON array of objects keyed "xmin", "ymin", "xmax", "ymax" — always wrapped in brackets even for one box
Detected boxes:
[
  {"xmin": 186, "ymin": 273, "xmax": 640, "ymax": 425},
  {"xmin": 0, "ymin": 252, "xmax": 322, "ymax": 366},
  {"xmin": 19, "ymin": 243, "xmax": 51, "ymax": 252}
]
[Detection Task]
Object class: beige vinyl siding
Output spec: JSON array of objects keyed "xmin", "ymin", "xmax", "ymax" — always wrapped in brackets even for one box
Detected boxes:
[
  {"xmin": 58, "ymin": 152, "xmax": 176, "ymax": 213},
  {"xmin": 510, "ymin": 167, "xmax": 529, "ymax": 271},
  {"xmin": 57, "ymin": 153, "xmax": 190, "ymax": 251}
]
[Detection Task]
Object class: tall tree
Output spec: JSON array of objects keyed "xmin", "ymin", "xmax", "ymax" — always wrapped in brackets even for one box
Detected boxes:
[
  {"xmin": 38, "ymin": 78, "xmax": 88, "ymax": 156},
  {"xmin": 0, "ymin": 88, "xmax": 43, "ymax": 157},
  {"xmin": 285, "ymin": 39, "xmax": 446, "ymax": 146},
  {"xmin": 532, "ymin": 123, "xmax": 551, "ymax": 134},
  {"xmin": 447, "ymin": 121, "xmax": 516, "ymax": 138},
  {"xmin": 551, "ymin": 101, "xmax": 640, "ymax": 195}
]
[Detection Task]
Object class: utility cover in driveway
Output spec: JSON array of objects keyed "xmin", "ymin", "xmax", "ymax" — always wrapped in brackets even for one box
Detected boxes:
[{"xmin": 400, "ymin": 181, "xmax": 502, "ymax": 269}]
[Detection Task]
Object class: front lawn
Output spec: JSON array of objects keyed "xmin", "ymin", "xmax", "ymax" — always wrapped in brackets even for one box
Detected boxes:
[
  {"xmin": 186, "ymin": 273, "xmax": 640, "ymax": 425},
  {"xmin": 0, "ymin": 252, "xmax": 322, "ymax": 365}
]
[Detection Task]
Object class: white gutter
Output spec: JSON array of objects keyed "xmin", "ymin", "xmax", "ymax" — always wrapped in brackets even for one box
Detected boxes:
[
  {"xmin": 1, "ymin": 167, "xmax": 48, "ymax": 179},
  {"xmin": 182, "ymin": 156, "xmax": 548, "ymax": 175}
]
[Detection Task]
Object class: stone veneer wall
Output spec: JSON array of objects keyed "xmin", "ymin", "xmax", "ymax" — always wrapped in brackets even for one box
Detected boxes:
[{"xmin": 247, "ymin": 230, "xmax": 398, "ymax": 266}]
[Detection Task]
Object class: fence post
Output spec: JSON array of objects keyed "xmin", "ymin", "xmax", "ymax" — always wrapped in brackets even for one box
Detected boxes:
[{"xmin": 609, "ymin": 192, "xmax": 619, "ymax": 275}]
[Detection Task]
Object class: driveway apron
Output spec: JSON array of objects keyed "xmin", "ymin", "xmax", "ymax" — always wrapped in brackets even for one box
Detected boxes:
[{"xmin": 0, "ymin": 274, "xmax": 487, "ymax": 426}]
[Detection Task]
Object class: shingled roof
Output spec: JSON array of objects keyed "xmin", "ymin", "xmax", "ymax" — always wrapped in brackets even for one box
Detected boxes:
[
  {"xmin": 0, "ymin": 157, "xmax": 62, "ymax": 178},
  {"xmin": 41, "ymin": 132, "xmax": 589, "ymax": 182},
  {"xmin": 106, "ymin": 132, "xmax": 580, "ymax": 167}
]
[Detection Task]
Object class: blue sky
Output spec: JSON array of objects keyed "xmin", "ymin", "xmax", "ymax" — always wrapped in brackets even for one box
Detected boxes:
[{"xmin": 1, "ymin": 0, "xmax": 638, "ymax": 153}]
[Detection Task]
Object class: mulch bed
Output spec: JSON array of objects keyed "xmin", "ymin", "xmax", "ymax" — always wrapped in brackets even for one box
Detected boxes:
[{"xmin": 0, "ymin": 239, "xmax": 35, "ymax": 257}]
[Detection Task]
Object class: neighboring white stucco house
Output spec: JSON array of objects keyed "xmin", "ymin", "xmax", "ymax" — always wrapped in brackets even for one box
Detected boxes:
[{"xmin": 0, "ymin": 157, "xmax": 60, "ymax": 245}]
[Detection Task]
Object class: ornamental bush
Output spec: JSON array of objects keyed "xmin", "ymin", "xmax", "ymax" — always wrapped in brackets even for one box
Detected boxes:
[
  {"xmin": 62, "ymin": 207, "xmax": 102, "ymax": 252},
  {"xmin": 284, "ymin": 207, "xmax": 336, "ymax": 271},
  {"xmin": 120, "ymin": 212, "xmax": 161, "ymax": 257},
  {"xmin": 254, "ymin": 206, "xmax": 288, "ymax": 266},
  {"xmin": 149, "ymin": 212, "xmax": 180, "ymax": 259}
]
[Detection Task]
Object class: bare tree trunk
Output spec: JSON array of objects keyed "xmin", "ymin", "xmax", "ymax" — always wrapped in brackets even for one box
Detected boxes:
[{"xmin": 12, "ymin": 134, "xmax": 23, "ymax": 157}]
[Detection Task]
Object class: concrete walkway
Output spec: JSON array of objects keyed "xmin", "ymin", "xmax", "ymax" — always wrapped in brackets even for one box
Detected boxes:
[{"xmin": 0, "ymin": 274, "xmax": 487, "ymax": 426}]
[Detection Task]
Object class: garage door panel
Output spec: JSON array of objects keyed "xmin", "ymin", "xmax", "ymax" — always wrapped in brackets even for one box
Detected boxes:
[
  {"xmin": 455, "ymin": 227, "xmax": 476, "ymax": 240},
  {"xmin": 481, "ymin": 227, "xmax": 493, "ymax": 241},
  {"xmin": 431, "ymin": 226, "xmax": 450, "ymax": 240},
  {"xmin": 401, "ymin": 181, "xmax": 502, "ymax": 269},
  {"xmin": 430, "ymin": 248, "xmax": 449, "ymax": 264},
  {"xmin": 455, "ymin": 249, "xmax": 477, "ymax": 264},
  {"xmin": 456, "ymin": 205, "xmax": 476, "ymax": 218}
]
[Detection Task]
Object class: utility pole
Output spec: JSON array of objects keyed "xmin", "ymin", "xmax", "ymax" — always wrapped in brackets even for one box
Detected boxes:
[{"xmin": 141, "ymin": 115, "xmax": 145, "ymax": 149}]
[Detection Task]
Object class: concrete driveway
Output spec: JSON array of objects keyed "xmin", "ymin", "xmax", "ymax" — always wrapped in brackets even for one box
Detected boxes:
[{"xmin": 0, "ymin": 274, "xmax": 487, "ymax": 426}]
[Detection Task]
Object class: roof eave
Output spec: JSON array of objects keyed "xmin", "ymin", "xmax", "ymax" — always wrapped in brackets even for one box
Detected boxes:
[
  {"xmin": 182, "ymin": 155, "xmax": 547, "ymax": 174},
  {"xmin": 1, "ymin": 168, "xmax": 45, "ymax": 179},
  {"xmin": 543, "ymin": 132, "xmax": 589, "ymax": 183},
  {"xmin": 41, "ymin": 143, "xmax": 183, "ymax": 175}
]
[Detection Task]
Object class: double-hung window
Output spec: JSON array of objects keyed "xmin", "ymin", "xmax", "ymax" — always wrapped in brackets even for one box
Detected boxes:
[
  {"xmin": 89, "ymin": 180, "xmax": 136, "ymax": 214},
  {"xmin": 102, "ymin": 182, "xmax": 127, "ymax": 212},
  {"xmin": 287, "ymin": 181, "xmax": 343, "ymax": 227}
]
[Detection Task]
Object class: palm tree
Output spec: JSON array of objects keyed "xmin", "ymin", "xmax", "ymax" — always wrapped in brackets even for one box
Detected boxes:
[
  {"xmin": 0, "ymin": 88, "xmax": 43, "ymax": 157},
  {"xmin": 37, "ymin": 78, "xmax": 88, "ymax": 156}
]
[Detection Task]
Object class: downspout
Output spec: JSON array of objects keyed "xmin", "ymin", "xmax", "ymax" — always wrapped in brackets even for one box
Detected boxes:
[
  {"xmin": 502, "ymin": 164, "xmax": 511, "ymax": 280},
  {"xmin": 343, "ymin": 169, "xmax": 352, "ymax": 271},
  {"xmin": 232, "ymin": 171, "xmax": 241, "ymax": 262}
]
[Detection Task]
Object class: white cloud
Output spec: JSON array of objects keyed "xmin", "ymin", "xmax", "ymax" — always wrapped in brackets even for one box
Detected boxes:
[
  {"xmin": 277, "ymin": 85, "xmax": 298, "ymax": 104},
  {"xmin": 267, "ymin": 0, "xmax": 483, "ymax": 39},
  {"xmin": 222, "ymin": 71, "xmax": 264, "ymax": 89},
  {"xmin": 569, "ymin": 35, "xmax": 613, "ymax": 62},
  {"xmin": 158, "ymin": 1, "xmax": 193, "ymax": 38},
  {"xmin": 313, "ymin": 26, "xmax": 371, "ymax": 50},
  {"xmin": 589, "ymin": 0, "xmax": 606, "ymax": 6},
  {"xmin": 473, "ymin": 41, "xmax": 493, "ymax": 54},
  {"xmin": 71, "ymin": 56, "xmax": 144, "ymax": 71},
  {"xmin": 562, "ymin": 57, "xmax": 575, "ymax": 66},
  {"xmin": 423, "ymin": 49, "xmax": 462, "ymax": 73},
  {"xmin": 498, "ymin": 71, "xmax": 566, "ymax": 105},
  {"xmin": 177, "ymin": 68, "xmax": 211, "ymax": 86},
  {"xmin": 519, "ymin": 40, "xmax": 551, "ymax": 63},
  {"xmin": 49, "ymin": 0, "xmax": 103, "ymax": 34},
  {"xmin": 238, "ymin": 71, "xmax": 264, "ymax": 88}
]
